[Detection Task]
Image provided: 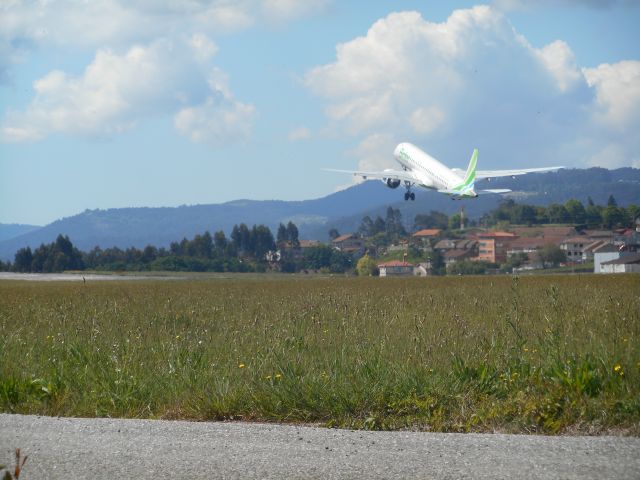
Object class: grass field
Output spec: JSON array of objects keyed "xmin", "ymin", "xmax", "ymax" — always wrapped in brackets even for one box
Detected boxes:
[{"xmin": 1, "ymin": 274, "xmax": 639, "ymax": 434}]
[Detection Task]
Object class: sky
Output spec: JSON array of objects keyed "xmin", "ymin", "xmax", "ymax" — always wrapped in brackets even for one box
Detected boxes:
[{"xmin": 1, "ymin": 0, "xmax": 639, "ymax": 226}]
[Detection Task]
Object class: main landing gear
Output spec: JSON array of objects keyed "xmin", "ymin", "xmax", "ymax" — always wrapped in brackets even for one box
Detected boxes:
[{"xmin": 404, "ymin": 182, "xmax": 415, "ymax": 201}]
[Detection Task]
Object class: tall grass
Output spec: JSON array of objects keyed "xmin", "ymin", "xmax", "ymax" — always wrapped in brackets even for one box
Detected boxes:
[{"xmin": 1, "ymin": 275, "xmax": 638, "ymax": 433}]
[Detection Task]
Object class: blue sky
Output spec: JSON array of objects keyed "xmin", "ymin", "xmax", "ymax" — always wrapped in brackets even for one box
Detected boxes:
[{"xmin": 1, "ymin": 0, "xmax": 639, "ymax": 226}]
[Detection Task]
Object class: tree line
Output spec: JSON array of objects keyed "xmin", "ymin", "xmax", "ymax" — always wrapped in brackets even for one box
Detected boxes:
[
  {"xmin": 2, "ymin": 197, "xmax": 637, "ymax": 275},
  {"xmin": 4, "ymin": 221, "xmax": 350, "ymax": 274}
]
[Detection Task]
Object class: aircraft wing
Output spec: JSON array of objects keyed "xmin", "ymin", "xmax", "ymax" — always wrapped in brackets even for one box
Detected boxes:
[
  {"xmin": 323, "ymin": 168, "xmax": 419, "ymax": 184},
  {"xmin": 476, "ymin": 166, "xmax": 564, "ymax": 180}
]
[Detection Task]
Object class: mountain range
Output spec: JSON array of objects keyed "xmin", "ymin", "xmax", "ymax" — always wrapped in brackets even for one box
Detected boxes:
[{"xmin": 1, "ymin": 167, "xmax": 639, "ymax": 261}]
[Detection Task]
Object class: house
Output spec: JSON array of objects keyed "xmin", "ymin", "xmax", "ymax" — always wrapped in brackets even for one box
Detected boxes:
[
  {"xmin": 378, "ymin": 260, "xmax": 415, "ymax": 277},
  {"xmin": 594, "ymin": 249, "xmax": 625, "ymax": 273},
  {"xmin": 600, "ymin": 253, "xmax": 640, "ymax": 273},
  {"xmin": 506, "ymin": 237, "xmax": 550, "ymax": 256},
  {"xmin": 443, "ymin": 249, "xmax": 474, "ymax": 266},
  {"xmin": 412, "ymin": 229, "xmax": 442, "ymax": 250},
  {"xmin": 476, "ymin": 232, "xmax": 518, "ymax": 264},
  {"xmin": 434, "ymin": 239, "xmax": 457, "ymax": 251},
  {"xmin": 413, "ymin": 262, "xmax": 432, "ymax": 276},
  {"xmin": 512, "ymin": 226, "xmax": 577, "ymax": 244},
  {"xmin": 294, "ymin": 240, "xmax": 322, "ymax": 259},
  {"xmin": 582, "ymin": 240, "xmax": 616, "ymax": 262},
  {"xmin": 583, "ymin": 230, "xmax": 615, "ymax": 242},
  {"xmin": 560, "ymin": 236, "xmax": 589, "ymax": 262},
  {"xmin": 331, "ymin": 234, "xmax": 364, "ymax": 256}
]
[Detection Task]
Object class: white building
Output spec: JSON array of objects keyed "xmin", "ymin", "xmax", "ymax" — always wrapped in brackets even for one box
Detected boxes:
[{"xmin": 600, "ymin": 253, "xmax": 640, "ymax": 273}]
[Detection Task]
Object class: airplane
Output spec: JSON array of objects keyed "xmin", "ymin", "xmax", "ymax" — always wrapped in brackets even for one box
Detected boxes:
[{"xmin": 326, "ymin": 142, "xmax": 564, "ymax": 201}]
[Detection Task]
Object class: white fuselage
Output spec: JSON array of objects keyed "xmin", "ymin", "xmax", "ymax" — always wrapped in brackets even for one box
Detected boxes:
[{"xmin": 393, "ymin": 142, "xmax": 464, "ymax": 191}]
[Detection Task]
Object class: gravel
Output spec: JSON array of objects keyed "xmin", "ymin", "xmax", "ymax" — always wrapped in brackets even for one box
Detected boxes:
[{"xmin": 1, "ymin": 414, "xmax": 638, "ymax": 479}]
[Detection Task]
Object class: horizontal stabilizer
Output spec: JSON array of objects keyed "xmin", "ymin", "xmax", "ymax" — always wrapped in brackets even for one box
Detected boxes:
[{"xmin": 478, "ymin": 189, "xmax": 512, "ymax": 195}]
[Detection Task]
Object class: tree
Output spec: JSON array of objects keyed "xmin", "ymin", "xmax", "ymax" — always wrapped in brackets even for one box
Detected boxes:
[
  {"xmin": 251, "ymin": 225, "xmax": 276, "ymax": 259},
  {"xmin": 564, "ymin": 199, "xmax": 586, "ymax": 225},
  {"xmin": 449, "ymin": 213, "xmax": 462, "ymax": 230},
  {"xmin": 141, "ymin": 245, "xmax": 158, "ymax": 263},
  {"xmin": 286, "ymin": 221, "xmax": 299, "ymax": 247},
  {"xmin": 356, "ymin": 254, "xmax": 379, "ymax": 276},
  {"xmin": 328, "ymin": 228, "xmax": 340, "ymax": 240},
  {"xmin": 14, "ymin": 247, "xmax": 33, "ymax": 272},
  {"xmin": 502, "ymin": 252, "xmax": 528, "ymax": 272},
  {"xmin": 276, "ymin": 223, "xmax": 288, "ymax": 245},
  {"xmin": 373, "ymin": 216, "xmax": 386, "ymax": 235},
  {"xmin": 547, "ymin": 204, "xmax": 570, "ymax": 224},
  {"xmin": 602, "ymin": 205, "xmax": 625, "ymax": 229},
  {"xmin": 414, "ymin": 211, "xmax": 448, "ymax": 230},
  {"xmin": 448, "ymin": 260, "xmax": 490, "ymax": 275},
  {"xmin": 358, "ymin": 216, "xmax": 374, "ymax": 237},
  {"xmin": 428, "ymin": 249, "xmax": 445, "ymax": 276},
  {"xmin": 626, "ymin": 204, "xmax": 640, "ymax": 227},
  {"xmin": 607, "ymin": 195, "xmax": 617, "ymax": 207},
  {"xmin": 539, "ymin": 244, "xmax": 566, "ymax": 268},
  {"xmin": 585, "ymin": 203, "xmax": 603, "ymax": 227},
  {"xmin": 213, "ymin": 230, "xmax": 227, "ymax": 252},
  {"xmin": 385, "ymin": 207, "xmax": 405, "ymax": 237},
  {"xmin": 512, "ymin": 204, "xmax": 537, "ymax": 225}
]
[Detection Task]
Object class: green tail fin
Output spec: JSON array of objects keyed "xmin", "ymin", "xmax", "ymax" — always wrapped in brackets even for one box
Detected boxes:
[{"xmin": 463, "ymin": 149, "xmax": 478, "ymax": 187}]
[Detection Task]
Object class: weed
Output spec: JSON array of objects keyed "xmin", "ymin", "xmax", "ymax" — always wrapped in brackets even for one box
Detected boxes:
[{"xmin": 0, "ymin": 274, "xmax": 638, "ymax": 433}]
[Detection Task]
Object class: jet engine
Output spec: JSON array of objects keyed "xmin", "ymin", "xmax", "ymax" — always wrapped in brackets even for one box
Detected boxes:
[{"xmin": 383, "ymin": 178, "xmax": 401, "ymax": 189}]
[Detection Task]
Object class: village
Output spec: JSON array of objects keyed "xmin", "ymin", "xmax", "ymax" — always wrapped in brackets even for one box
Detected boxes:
[{"xmin": 283, "ymin": 212, "xmax": 640, "ymax": 277}]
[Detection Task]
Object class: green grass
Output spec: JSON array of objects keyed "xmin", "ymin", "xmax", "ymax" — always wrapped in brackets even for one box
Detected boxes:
[{"xmin": 1, "ymin": 275, "xmax": 639, "ymax": 434}]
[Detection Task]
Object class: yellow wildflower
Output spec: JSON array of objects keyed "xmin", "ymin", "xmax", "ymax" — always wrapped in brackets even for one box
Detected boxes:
[
  {"xmin": 275, "ymin": 373, "xmax": 282, "ymax": 379},
  {"xmin": 239, "ymin": 363, "xmax": 245, "ymax": 369}
]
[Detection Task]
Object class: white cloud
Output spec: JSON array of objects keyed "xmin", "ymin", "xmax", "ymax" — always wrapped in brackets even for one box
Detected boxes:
[
  {"xmin": 533, "ymin": 40, "xmax": 582, "ymax": 92},
  {"xmin": 410, "ymin": 107, "xmax": 445, "ymax": 135},
  {"xmin": 583, "ymin": 60, "xmax": 640, "ymax": 130},
  {"xmin": 0, "ymin": 0, "xmax": 330, "ymax": 53},
  {"xmin": 288, "ymin": 126, "xmax": 311, "ymax": 141},
  {"xmin": 1, "ymin": 38, "xmax": 255, "ymax": 146},
  {"xmin": 305, "ymin": 6, "xmax": 639, "ymax": 170},
  {"xmin": 262, "ymin": 0, "xmax": 330, "ymax": 24},
  {"xmin": 585, "ymin": 143, "xmax": 640, "ymax": 169},
  {"xmin": 493, "ymin": 0, "xmax": 639, "ymax": 11},
  {"xmin": 175, "ymin": 98, "xmax": 256, "ymax": 147},
  {"xmin": 349, "ymin": 133, "xmax": 397, "ymax": 172}
]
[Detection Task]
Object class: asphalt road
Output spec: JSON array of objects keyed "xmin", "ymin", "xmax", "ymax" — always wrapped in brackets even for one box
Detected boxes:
[{"xmin": 1, "ymin": 414, "xmax": 639, "ymax": 479}]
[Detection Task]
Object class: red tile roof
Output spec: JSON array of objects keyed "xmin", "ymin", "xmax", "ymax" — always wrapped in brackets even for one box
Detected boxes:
[
  {"xmin": 478, "ymin": 231, "xmax": 517, "ymax": 238},
  {"xmin": 332, "ymin": 234, "xmax": 355, "ymax": 243},
  {"xmin": 377, "ymin": 260, "xmax": 414, "ymax": 267},
  {"xmin": 412, "ymin": 229, "xmax": 441, "ymax": 237}
]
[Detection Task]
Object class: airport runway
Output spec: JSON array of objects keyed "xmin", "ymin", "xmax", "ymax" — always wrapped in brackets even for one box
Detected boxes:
[
  {"xmin": 0, "ymin": 272, "xmax": 184, "ymax": 282},
  {"xmin": 1, "ymin": 414, "xmax": 639, "ymax": 479}
]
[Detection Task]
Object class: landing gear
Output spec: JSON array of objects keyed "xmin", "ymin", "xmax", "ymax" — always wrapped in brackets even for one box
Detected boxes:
[
  {"xmin": 404, "ymin": 191, "xmax": 415, "ymax": 201},
  {"xmin": 403, "ymin": 181, "xmax": 415, "ymax": 201}
]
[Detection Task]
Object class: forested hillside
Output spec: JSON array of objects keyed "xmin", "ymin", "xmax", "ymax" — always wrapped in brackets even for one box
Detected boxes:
[{"xmin": 1, "ymin": 167, "xmax": 638, "ymax": 260}]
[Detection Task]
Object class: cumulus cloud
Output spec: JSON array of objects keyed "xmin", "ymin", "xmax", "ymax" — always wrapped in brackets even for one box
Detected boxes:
[
  {"xmin": 0, "ymin": 0, "xmax": 330, "ymax": 83},
  {"xmin": 0, "ymin": 0, "xmax": 330, "ymax": 52},
  {"xmin": 305, "ymin": 6, "xmax": 638, "ymax": 170},
  {"xmin": 1, "ymin": 37, "xmax": 255, "ymax": 145},
  {"xmin": 288, "ymin": 126, "xmax": 311, "ymax": 141},
  {"xmin": 583, "ymin": 60, "xmax": 640, "ymax": 130},
  {"xmin": 493, "ymin": 0, "xmax": 639, "ymax": 11}
]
